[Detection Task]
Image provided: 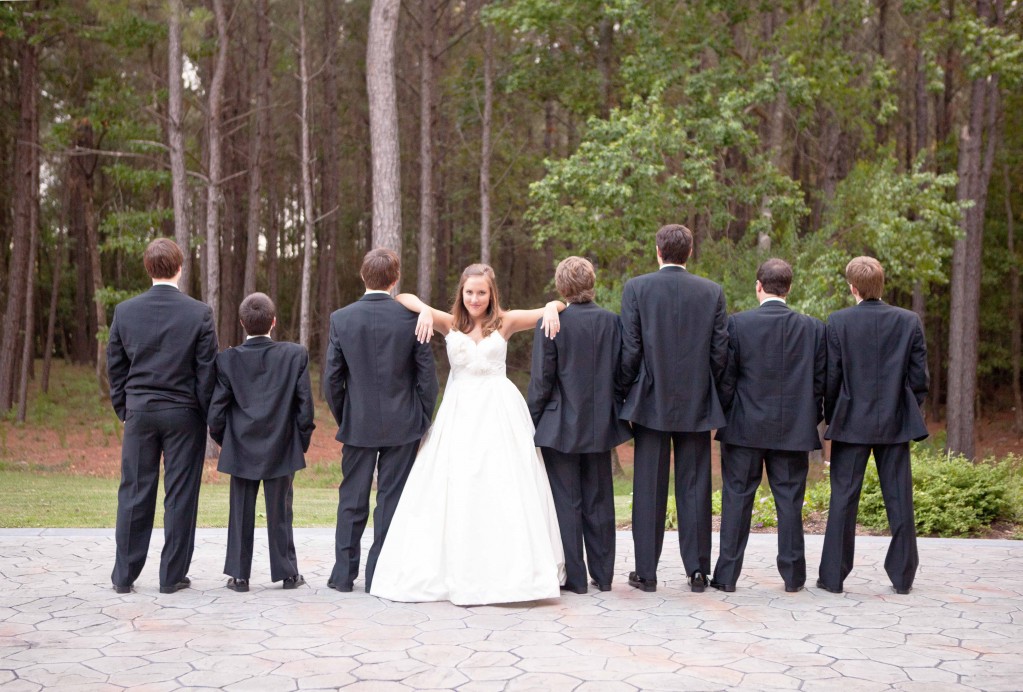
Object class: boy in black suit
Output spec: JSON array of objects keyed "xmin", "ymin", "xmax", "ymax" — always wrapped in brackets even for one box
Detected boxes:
[
  {"xmin": 107, "ymin": 238, "xmax": 219, "ymax": 594},
  {"xmin": 818, "ymin": 256, "xmax": 929, "ymax": 595},
  {"xmin": 619, "ymin": 224, "xmax": 729, "ymax": 593},
  {"xmin": 528, "ymin": 257, "xmax": 633, "ymax": 594},
  {"xmin": 711, "ymin": 259, "xmax": 826, "ymax": 593},
  {"xmin": 323, "ymin": 248, "xmax": 439, "ymax": 593},
  {"xmin": 208, "ymin": 293, "xmax": 315, "ymax": 592}
]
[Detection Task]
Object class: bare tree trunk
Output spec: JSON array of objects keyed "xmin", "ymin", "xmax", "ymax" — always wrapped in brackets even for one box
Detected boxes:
[
  {"xmin": 298, "ymin": 0, "xmax": 316, "ymax": 349},
  {"xmin": 367, "ymin": 0, "xmax": 403, "ymax": 254},
  {"xmin": 243, "ymin": 0, "xmax": 271, "ymax": 299},
  {"xmin": 41, "ymin": 232, "xmax": 65, "ymax": 394},
  {"xmin": 947, "ymin": 0, "xmax": 1000, "ymax": 460},
  {"xmin": 318, "ymin": 0, "xmax": 341, "ymax": 369},
  {"xmin": 417, "ymin": 0, "xmax": 436, "ymax": 302},
  {"xmin": 17, "ymin": 218, "xmax": 39, "ymax": 422},
  {"xmin": 168, "ymin": 0, "xmax": 192, "ymax": 293},
  {"xmin": 0, "ymin": 30, "xmax": 39, "ymax": 412},
  {"xmin": 74, "ymin": 121, "xmax": 108, "ymax": 395},
  {"xmin": 598, "ymin": 16, "xmax": 614, "ymax": 120},
  {"xmin": 1006, "ymin": 163, "xmax": 1023, "ymax": 433},
  {"xmin": 205, "ymin": 0, "xmax": 229, "ymax": 332},
  {"xmin": 479, "ymin": 24, "xmax": 493, "ymax": 265}
]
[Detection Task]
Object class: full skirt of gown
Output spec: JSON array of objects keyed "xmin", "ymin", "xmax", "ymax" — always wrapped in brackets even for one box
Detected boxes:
[{"xmin": 370, "ymin": 330, "xmax": 565, "ymax": 605}]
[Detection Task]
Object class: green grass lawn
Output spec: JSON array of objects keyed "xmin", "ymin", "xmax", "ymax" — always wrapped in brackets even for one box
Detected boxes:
[{"xmin": 0, "ymin": 467, "xmax": 636, "ymax": 528}]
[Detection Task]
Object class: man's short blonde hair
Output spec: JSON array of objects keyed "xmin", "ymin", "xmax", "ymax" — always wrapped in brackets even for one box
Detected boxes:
[
  {"xmin": 845, "ymin": 256, "xmax": 885, "ymax": 300},
  {"xmin": 555, "ymin": 256, "xmax": 596, "ymax": 303}
]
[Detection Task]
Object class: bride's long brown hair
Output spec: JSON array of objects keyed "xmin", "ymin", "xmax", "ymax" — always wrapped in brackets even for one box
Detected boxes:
[{"xmin": 451, "ymin": 264, "xmax": 503, "ymax": 337}]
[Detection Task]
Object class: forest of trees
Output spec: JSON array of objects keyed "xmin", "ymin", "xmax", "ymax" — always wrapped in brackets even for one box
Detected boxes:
[{"xmin": 0, "ymin": 0, "xmax": 1020, "ymax": 460}]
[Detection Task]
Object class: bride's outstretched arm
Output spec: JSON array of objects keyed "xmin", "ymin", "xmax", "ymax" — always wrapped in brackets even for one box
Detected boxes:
[
  {"xmin": 500, "ymin": 301, "xmax": 566, "ymax": 340},
  {"xmin": 395, "ymin": 293, "xmax": 454, "ymax": 341}
]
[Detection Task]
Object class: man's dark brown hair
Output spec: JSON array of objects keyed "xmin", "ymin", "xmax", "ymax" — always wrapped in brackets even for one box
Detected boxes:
[
  {"xmin": 757, "ymin": 258, "xmax": 793, "ymax": 298},
  {"xmin": 655, "ymin": 224, "xmax": 694, "ymax": 265},
  {"xmin": 361, "ymin": 248, "xmax": 400, "ymax": 290},
  {"xmin": 239, "ymin": 292, "xmax": 275, "ymax": 336},
  {"xmin": 143, "ymin": 238, "xmax": 184, "ymax": 280}
]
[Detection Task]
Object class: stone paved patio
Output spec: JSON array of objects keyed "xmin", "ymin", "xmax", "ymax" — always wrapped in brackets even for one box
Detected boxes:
[{"xmin": 1, "ymin": 529, "xmax": 1021, "ymax": 691}]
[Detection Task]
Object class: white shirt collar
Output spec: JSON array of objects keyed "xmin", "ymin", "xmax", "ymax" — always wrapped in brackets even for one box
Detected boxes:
[
  {"xmin": 659, "ymin": 263, "xmax": 686, "ymax": 270},
  {"xmin": 364, "ymin": 289, "xmax": 391, "ymax": 296},
  {"xmin": 246, "ymin": 334, "xmax": 271, "ymax": 340},
  {"xmin": 760, "ymin": 296, "xmax": 787, "ymax": 305},
  {"xmin": 152, "ymin": 279, "xmax": 179, "ymax": 289}
]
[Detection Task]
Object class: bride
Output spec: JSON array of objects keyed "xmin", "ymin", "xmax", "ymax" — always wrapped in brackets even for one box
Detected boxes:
[{"xmin": 369, "ymin": 263, "xmax": 567, "ymax": 605}]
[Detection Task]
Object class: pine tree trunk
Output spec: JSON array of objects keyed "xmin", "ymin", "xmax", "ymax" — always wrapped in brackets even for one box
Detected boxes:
[
  {"xmin": 317, "ymin": 0, "xmax": 342, "ymax": 370},
  {"xmin": 41, "ymin": 232, "xmax": 64, "ymax": 394},
  {"xmin": 243, "ymin": 0, "xmax": 271, "ymax": 300},
  {"xmin": 168, "ymin": 0, "xmax": 192, "ymax": 293},
  {"xmin": 204, "ymin": 0, "xmax": 229, "ymax": 333},
  {"xmin": 479, "ymin": 24, "xmax": 493, "ymax": 265},
  {"xmin": 947, "ymin": 0, "xmax": 1000, "ymax": 460},
  {"xmin": 418, "ymin": 0, "xmax": 436, "ymax": 302},
  {"xmin": 0, "ymin": 30, "xmax": 39, "ymax": 412},
  {"xmin": 17, "ymin": 218, "xmax": 39, "ymax": 423},
  {"xmin": 298, "ymin": 0, "xmax": 316, "ymax": 349},
  {"xmin": 367, "ymin": 0, "xmax": 403, "ymax": 255},
  {"xmin": 1005, "ymin": 164, "xmax": 1023, "ymax": 433}
]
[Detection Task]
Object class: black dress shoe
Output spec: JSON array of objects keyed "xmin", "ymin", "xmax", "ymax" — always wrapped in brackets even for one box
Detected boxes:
[
  {"xmin": 590, "ymin": 579, "xmax": 612, "ymax": 592},
  {"xmin": 327, "ymin": 580, "xmax": 353, "ymax": 593},
  {"xmin": 560, "ymin": 584, "xmax": 587, "ymax": 595},
  {"xmin": 709, "ymin": 580, "xmax": 735, "ymax": 593},
  {"xmin": 628, "ymin": 571, "xmax": 657, "ymax": 592},
  {"xmin": 226, "ymin": 578, "xmax": 249, "ymax": 592},
  {"xmin": 113, "ymin": 583, "xmax": 132, "ymax": 594},
  {"xmin": 892, "ymin": 585, "xmax": 912, "ymax": 595},
  {"xmin": 785, "ymin": 583, "xmax": 804, "ymax": 593},
  {"xmin": 283, "ymin": 575, "xmax": 306, "ymax": 590},
  {"xmin": 815, "ymin": 578, "xmax": 842, "ymax": 594},
  {"xmin": 689, "ymin": 571, "xmax": 709, "ymax": 593},
  {"xmin": 159, "ymin": 577, "xmax": 191, "ymax": 594}
]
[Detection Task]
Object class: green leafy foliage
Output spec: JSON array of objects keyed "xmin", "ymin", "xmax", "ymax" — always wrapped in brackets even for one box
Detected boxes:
[{"xmin": 858, "ymin": 450, "xmax": 1021, "ymax": 536}]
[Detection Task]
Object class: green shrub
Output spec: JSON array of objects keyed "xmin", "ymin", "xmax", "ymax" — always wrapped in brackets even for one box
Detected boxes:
[
  {"xmin": 859, "ymin": 449, "xmax": 1019, "ymax": 536},
  {"xmin": 803, "ymin": 478, "xmax": 831, "ymax": 517},
  {"xmin": 751, "ymin": 487, "xmax": 778, "ymax": 527}
]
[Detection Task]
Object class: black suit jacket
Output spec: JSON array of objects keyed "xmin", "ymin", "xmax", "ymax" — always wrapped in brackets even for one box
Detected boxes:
[
  {"xmin": 715, "ymin": 301, "xmax": 826, "ymax": 451},
  {"xmin": 824, "ymin": 299, "xmax": 929, "ymax": 444},
  {"xmin": 619, "ymin": 266, "xmax": 729, "ymax": 432},
  {"xmin": 323, "ymin": 293, "xmax": 438, "ymax": 447},
  {"xmin": 107, "ymin": 284, "xmax": 219, "ymax": 421},
  {"xmin": 528, "ymin": 302, "xmax": 633, "ymax": 454},
  {"xmin": 208, "ymin": 337, "xmax": 315, "ymax": 480}
]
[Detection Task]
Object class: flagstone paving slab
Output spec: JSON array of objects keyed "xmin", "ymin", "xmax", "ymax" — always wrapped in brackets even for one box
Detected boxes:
[{"xmin": 0, "ymin": 530, "xmax": 1021, "ymax": 690}]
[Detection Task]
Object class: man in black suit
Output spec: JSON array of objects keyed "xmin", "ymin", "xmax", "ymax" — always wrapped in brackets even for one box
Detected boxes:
[
  {"xmin": 528, "ymin": 257, "xmax": 633, "ymax": 595},
  {"xmin": 107, "ymin": 238, "xmax": 219, "ymax": 594},
  {"xmin": 619, "ymin": 224, "xmax": 728, "ymax": 593},
  {"xmin": 818, "ymin": 256, "xmax": 929, "ymax": 595},
  {"xmin": 208, "ymin": 292, "xmax": 315, "ymax": 592},
  {"xmin": 711, "ymin": 259, "xmax": 826, "ymax": 593},
  {"xmin": 324, "ymin": 248, "xmax": 439, "ymax": 593}
]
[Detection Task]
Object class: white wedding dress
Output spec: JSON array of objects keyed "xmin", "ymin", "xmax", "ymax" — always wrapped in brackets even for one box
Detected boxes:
[{"xmin": 370, "ymin": 330, "xmax": 565, "ymax": 605}]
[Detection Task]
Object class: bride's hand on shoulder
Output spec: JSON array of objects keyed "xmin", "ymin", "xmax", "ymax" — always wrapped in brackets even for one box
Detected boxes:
[
  {"xmin": 396, "ymin": 293, "xmax": 453, "ymax": 339},
  {"xmin": 541, "ymin": 301, "xmax": 563, "ymax": 339}
]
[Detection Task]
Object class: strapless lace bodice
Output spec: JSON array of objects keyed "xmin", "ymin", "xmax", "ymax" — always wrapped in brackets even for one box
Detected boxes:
[{"xmin": 446, "ymin": 330, "xmax": 506, "ymax": 378}]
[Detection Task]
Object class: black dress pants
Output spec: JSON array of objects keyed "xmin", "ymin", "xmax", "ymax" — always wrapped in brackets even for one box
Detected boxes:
[
  {"xmin": 112, "ymin": 407, "xmax": 206, "ymax": 589},
  {"xmin": 330, "ymin": 440, "xmax": 419, "ymax": 591},
  {"xmin": 224, "ymin": 474, "xmax": 298, "ymax": 582},
  {"xmin": 541, "ymin": 448, "xmax": 616, "ymax": 590},
  {"xmin": 631, "ymin": 424, "xmax": 712, "ymax": 580},
  {"xmin": 819, "ymin": 441, "xmax": 918, "ymax": 591},
  {"xmin": 713, "ymin": 443, "xmax": 808, "ymax": 589}
]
